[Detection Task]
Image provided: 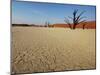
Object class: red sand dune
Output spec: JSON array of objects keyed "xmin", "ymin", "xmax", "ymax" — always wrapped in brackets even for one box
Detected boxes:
[{"xmin": 53, "ymin": 21, "xmax": 96, "ymax": 29}]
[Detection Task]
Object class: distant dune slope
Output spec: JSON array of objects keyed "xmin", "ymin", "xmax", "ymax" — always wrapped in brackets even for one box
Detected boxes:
[{"xmin": 53, "ymin": 21, "xmax": 96, "ymax": 29}]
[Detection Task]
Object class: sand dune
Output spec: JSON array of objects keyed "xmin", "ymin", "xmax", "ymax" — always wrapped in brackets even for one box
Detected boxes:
[
  {"xmin": 11, "ymin": 27, "xmax": 96, "ymax": 74},
  {"xmin": 53, "ymin": 21, "xmax": 96, "ymax": 29}
]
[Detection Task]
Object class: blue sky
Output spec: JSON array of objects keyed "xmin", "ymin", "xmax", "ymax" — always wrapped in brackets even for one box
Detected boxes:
[{"xmin": 12, "ymin": 0, "xmax": 96, "ymax": 25}]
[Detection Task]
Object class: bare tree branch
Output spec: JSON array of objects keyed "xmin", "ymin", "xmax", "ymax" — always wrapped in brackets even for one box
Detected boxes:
[
  {"xmin": 64, "ymin": 17, "xmax": 72, "ymax": 29},
  {"xmin": 68, "ymin": 16, "xmax": 73, "ymax": 20},
  {"xmin": 75, "ymin": 11, "xmax": 86, "ymax": 23},
  {"xmin": 79, "ymin": 20, "xmax": 86, "ymax": 24},
  {"xmin": 64, "ymin": 9, "xmax": 86, "ymax": 29},
  {"xmin": 78, "ymin": 16, "xmax": 86, "ymax": 22}
]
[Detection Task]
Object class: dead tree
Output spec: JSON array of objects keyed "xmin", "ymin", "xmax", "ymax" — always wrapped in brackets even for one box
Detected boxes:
[
  {"xmin": 64, "ymin": 9, "xmax": 86, "ymax": 29},
  {"xmin": 45, "ymin": 21, "xmax": 50, "ymax": 27},
  {"xmin": 83, "ymin": 23, "xmax": 86, "ymax": 30}
]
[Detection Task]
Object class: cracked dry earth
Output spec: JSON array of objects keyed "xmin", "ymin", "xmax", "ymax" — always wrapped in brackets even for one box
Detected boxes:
[{"xmin": 11, "ymin": 27, "xmax": 96, "ymax": 74}]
